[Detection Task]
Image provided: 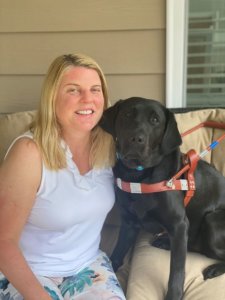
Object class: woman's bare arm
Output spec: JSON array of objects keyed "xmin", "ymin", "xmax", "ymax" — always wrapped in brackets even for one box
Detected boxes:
[{"xmin": 0, "ymin": 138, "xmax": 52, "ymax": 300}]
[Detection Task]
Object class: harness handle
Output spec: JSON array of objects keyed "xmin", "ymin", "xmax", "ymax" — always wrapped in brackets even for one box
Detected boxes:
[
  {"xmin": 173, "ymin": 121, "xmax": 225, "ymax": 206},
  {"xmin": 181, "ymin": 121, "xmax": 225, "ymax": 137}
]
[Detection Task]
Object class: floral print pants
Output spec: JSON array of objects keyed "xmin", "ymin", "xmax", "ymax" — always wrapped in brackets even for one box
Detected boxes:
[{"xmin": 0, "ymin": 251, "xmax": 126, "ymax": 300}]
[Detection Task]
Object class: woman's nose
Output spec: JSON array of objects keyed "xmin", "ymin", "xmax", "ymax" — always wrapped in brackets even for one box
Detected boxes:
[{"xmin": 81, "ymin": 90, "xmax": 93, "ymax": 102}]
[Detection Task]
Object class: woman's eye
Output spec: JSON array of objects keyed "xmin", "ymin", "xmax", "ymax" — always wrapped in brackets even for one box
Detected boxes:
[
  {"xmin": 91, "ymin": 87, "xmax": 102, "ymax": 93},
  {"xmin": 68, "ymin": 88, "xmax": 79, "ymax": 94}
]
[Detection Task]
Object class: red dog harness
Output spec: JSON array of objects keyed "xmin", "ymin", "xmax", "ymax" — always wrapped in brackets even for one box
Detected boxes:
[{"xmin": 116, "ymin": 121, "xmax": 225, "ymax": 207}]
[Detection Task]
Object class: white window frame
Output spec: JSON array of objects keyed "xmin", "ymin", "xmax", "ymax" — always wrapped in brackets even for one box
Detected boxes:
[{"xmin": 166, "ymin": 0, "xmax": 189, "ymax": 108}]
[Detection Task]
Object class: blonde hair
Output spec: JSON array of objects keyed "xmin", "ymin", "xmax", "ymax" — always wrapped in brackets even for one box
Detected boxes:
[{"xmin": 32, "ymin": 53, "xmax": 115, "ymax": 170}]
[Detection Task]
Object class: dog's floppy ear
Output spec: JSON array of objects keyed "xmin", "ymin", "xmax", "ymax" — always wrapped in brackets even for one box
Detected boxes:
[
  {"xmin": 160, "ymin": 109, "xmax": 182, "ymax": 154},
  {"xmin": 99, "ymin": 100, "xmax": 123, "ymax": 138}
]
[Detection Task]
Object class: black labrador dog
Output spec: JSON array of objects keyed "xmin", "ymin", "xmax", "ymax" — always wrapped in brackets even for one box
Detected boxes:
[{"xmin": 99, "ymin": 97, "xmax": 225, "ymax": 300}]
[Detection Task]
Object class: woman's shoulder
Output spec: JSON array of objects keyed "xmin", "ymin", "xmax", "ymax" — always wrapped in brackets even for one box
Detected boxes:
[
  {"xmin": 0, "ymin": 134, "xmax": 42, "ymax": 194},
  {"xmin": 11, "ymin": 136, "xmax": 39, "ymax": 154},
  {"xmin": 3, "ymin": 133, "xmax": 41, "ymax": 166}
]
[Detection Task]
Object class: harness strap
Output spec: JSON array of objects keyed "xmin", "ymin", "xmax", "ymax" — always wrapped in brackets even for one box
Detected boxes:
[
  {"xmin": 183, "ymin": 149, "xmax": 199, "ymax": 206},
  {"xmin": 116, "ymin": 178, "xmax": 190, "ymax": 194},
  {"xmin": 116, "ymin": 150, "xmax": 200, "ymax": 207}
]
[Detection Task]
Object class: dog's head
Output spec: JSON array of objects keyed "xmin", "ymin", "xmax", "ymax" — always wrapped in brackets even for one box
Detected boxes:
[{"xmin": 99, "ymin": 97, "xmax": 182, "ymax": 169}]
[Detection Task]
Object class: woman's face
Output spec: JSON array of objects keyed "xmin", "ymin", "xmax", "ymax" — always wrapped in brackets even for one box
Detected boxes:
[{"xmin": 55, "ymin": 66, "xmax": 105, "ymax": 135}]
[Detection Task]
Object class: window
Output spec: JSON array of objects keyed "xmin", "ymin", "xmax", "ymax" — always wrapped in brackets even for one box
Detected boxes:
[{"xmin": 166, "ymin": 0, "xmax": 225, "ymax": 108}]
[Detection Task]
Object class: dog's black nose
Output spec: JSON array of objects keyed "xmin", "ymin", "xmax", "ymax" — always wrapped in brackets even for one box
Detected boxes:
[{"xmin": 129, "ymin": 134, "xmax": 145, "ymax": 144}]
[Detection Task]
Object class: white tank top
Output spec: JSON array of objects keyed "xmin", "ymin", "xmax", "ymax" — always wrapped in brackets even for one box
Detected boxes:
[{"xmin": 7, "ymin": 132, "xmax": 115, "ymax": 277}]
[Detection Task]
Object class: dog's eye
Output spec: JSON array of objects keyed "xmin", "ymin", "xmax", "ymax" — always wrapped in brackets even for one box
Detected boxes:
[
  {"xmin": 124, "ymin": 110, "xmax": 132, "ymax": 118},
  {"xmin": 150, "ymin": 114, "xmax": 160, "ymax": 125}
]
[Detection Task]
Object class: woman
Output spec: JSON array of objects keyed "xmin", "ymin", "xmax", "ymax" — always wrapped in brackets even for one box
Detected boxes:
[{"xmin": 0, "ymin": 53, "xmax": 125, "ymax": 300}]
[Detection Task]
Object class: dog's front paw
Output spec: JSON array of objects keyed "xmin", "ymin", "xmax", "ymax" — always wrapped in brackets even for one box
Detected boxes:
[
  {"xmin": 151, "ymin": 232, "xmax": 170, "ymax": 250},
  {"xmin": 203, "ymin": 263, "xmax": 225, "ymax": 280}
]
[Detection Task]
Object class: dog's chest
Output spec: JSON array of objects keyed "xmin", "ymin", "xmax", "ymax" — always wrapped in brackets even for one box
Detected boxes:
[{"xmin": 116, "ymin": 188, "xmax": 157, "ymax": 222}]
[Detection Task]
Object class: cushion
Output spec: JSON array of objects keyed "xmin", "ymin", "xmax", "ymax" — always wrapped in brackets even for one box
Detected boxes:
[
  {"xmin": 0, "ymin": 110, "xmax": 36, "ymax": 163},
  {"xmin": 127, "ymin": 231, "xmax": 225, "ymax": 300}
]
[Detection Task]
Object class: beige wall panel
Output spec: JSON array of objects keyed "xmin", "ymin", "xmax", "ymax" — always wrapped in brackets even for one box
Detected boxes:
[
  {"xmin": 0, "ymin": 0, "xmax": 166, "ymax": 113},
  {"xmin": 0, "ymin": 74, "xmax": 165, "ymax": 113},
  {"xmin": 0, "ymin": 0, "xmax": 165, "ymax": 32},
  {"xmin": 0, "ymin": 31, "xmax": 165, "ymax": 75},
  {"xmin": 0, "ymin": 76, "xmax": 43, "ymax": 113},
  {"xmin": 107, "ymin": 75, "xmax": 165, "ymax": 105}
]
